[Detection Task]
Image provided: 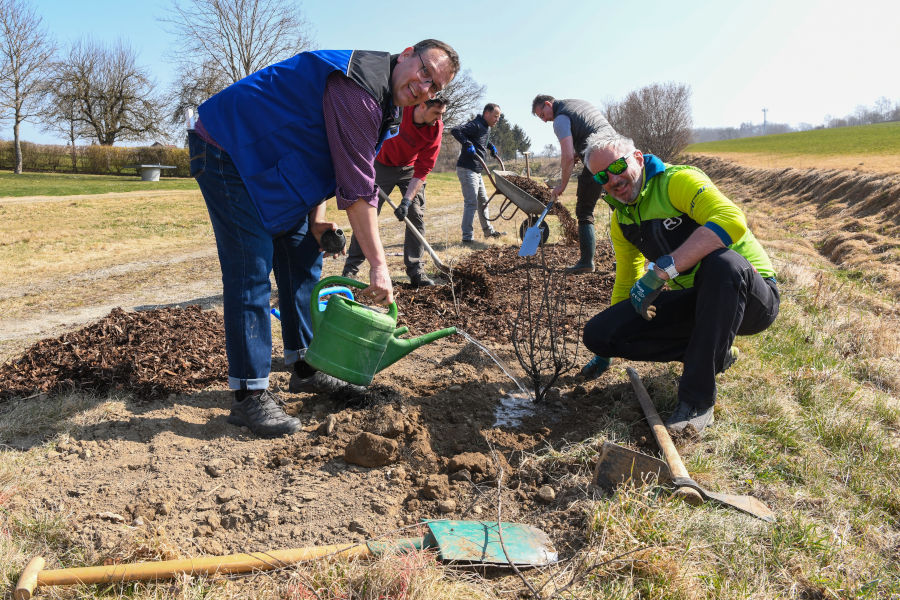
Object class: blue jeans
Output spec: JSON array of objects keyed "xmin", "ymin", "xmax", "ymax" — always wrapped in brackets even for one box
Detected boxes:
[
  {"xmin": 457, "ymin": 166, "xmax": 495, "ymax": 241},
  {"xmin": 189, "ymin": 131, "xmax": 323, "ymax": 390}
]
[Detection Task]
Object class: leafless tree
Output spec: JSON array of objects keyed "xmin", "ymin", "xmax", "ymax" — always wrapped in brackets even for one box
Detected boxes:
[
  {"xmin": 511, "ymin": 253, "xmax": 582, "ymax": 403},
  {"xmin": 605, "ymin": 82, "xmax": 692, "ymax": 161},
  {"xmin": 439, "ymin": 69, "xmax": 485, "ymax": 129},
  {"xmin": 50, "ymin": 39, "xmax": 166, "ymax": 146},
  {"xmin": 161, "ymin": 0, "xmax": 314, "ymax": 126},
  {"xmin": 166, "ymin": 59, "xmax": 230, "ymax": 128},
  {"xmin": 0, "ymin": 0, "xmax": 55, "ymax": 173},
  {"xmin": 37, "ymin": 70, "xmax": 83, "ymax": 169}
]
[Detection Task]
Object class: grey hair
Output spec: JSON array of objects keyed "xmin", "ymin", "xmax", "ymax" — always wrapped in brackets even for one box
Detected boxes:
[{"xmin": 583, "ymin": 130, "xmax": 636, "ymax": 169}]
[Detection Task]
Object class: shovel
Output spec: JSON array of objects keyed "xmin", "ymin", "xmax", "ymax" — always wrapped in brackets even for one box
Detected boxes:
[
  {"xmin": 625, "ymin": 367, "xmax": 776, "ymax": 523},
  {"xmin": 378, "ymin": 189, "xmax": 449, "ymax": 274},
  {"xmin": 14, "ymin": 520, "xmax": 556, "ymax": 599},
  {"xmin": 518, "ymin": 197, "xmax": 555, "ymax": 257}
]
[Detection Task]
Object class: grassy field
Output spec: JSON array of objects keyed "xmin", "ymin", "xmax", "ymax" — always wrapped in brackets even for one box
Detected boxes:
[
  {"xmin": 0, "ymin": 170, "xmax": 198, "ymax": 197},
  {"xmin": 686, "ymin": 121, "xmax": 900, "ymax": 156},
  {"xmin": 1, "ymin": 168, "xmax": 899, "ymax": 598}
]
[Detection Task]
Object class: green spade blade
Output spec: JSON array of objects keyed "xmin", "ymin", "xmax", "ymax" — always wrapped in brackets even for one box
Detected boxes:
[{"xmin": 423, "ymin": 520, "xmax": 557, "ymax": 567}]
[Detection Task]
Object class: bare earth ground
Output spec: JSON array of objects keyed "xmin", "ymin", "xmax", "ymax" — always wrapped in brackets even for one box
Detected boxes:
[{"xmin": 1, "ymin": 156, "xmax": 898, "ymax": 595}]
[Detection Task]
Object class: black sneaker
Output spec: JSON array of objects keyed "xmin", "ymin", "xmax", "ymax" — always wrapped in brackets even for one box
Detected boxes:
[
  {"xmin": 487, "ymin": 230, "xmax": 505, "ymax": 238},
  {"xmin": 409, "ymin": 273, "xmax": 435, "ymax": 287},
  {"xmin": 227, "ymin": 390, "xmax": 301, "ymax": 437},
  {"xmin": 461, "ymin": 239, "xmax": 475, "ymax": 245},
  {"xmin": 289, "ymin": 369, "xmax": 367, "ymax": 396},
  {"xmin": 665, "ymin": 401, "xmax": 715, "ymax": 435}
]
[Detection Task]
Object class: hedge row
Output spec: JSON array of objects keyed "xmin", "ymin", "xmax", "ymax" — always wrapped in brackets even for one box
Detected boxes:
[{"xmin": 0, "ymin": 141, "xmax": 190, "ymax": 177}]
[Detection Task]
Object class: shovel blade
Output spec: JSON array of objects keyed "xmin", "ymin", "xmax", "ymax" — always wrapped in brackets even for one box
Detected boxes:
[
  {"xmin": 593, "ymin": 441, "xmax": 673, "ymax": 490},
  {"xmin": 424, "ymin": 520, "xmax": 557, "ymax": 567},
  {"xmin": 518, "ymin": 226, "xmax": 543, "ymax": 256},
  {"xmin": 702, "ymin": 490, "xmax": 777, "ymax": 523}
]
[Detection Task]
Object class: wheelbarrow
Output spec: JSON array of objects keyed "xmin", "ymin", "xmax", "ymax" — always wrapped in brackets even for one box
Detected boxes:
[{"xmin": 475, "ymin": 155, "xmax": 552, "ymax": 247}]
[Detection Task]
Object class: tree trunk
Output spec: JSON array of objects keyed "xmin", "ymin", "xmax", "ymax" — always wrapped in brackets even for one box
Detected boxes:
[{"xmin": 13, "ymin": 120, "xmax": 22, "ymax": 174}]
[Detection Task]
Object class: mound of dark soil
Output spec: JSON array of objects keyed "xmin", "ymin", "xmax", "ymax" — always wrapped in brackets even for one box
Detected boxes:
[{"xmin": 0, "ymin": 243, "xmax": 615, "ymax": 402}]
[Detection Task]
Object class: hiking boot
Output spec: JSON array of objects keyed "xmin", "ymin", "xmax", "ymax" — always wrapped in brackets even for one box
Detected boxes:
[
  {"xmin": 487, "ymin": 230, "xmax": 505, "ymax": 238},
  {"xmin": 461, "ymin": 239, "xmax": 475, "ymax": 245},
  {"xmin": 580, "ymin": 355, "xmax": 611, "ymax": 380},
  {"xmin": 227, "ymin": 390, "xmax": 301, "ymax": 437},
  {"xmin": 665, "ymin": 401, "xmax": 715, "ymax": 435},
  {"xmin": 409, "ymin": 273, "xmax": 435, "ymax": 287},
  {"xmin": 289, "ymin": 367, "xmax": 367, "ymax": 396},
  {"xmin": 719, "ymin": 346, "xmax": 739, "ymax": 374}
]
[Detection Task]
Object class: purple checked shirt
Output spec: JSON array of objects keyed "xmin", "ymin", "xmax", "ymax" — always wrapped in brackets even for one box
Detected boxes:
[{"xmin": 323, "ymin": 72, "xmax": 397, "ymax": 210}]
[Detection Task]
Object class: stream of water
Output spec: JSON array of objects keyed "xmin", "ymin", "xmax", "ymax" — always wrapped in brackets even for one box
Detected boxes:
[{"xmin": 455, "ymin": 330, "xmax": 537, "ymax": 428}]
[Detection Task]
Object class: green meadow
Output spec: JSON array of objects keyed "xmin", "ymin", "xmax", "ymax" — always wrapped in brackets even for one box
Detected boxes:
[{"xmin": 687, "ymin": 121, "xmax": 900, "ymax": 156}]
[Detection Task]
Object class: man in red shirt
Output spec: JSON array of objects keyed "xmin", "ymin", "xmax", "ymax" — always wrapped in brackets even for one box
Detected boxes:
[{"xmin": 343, "ymin": 97, "xmax": 447, "ymax": 287}]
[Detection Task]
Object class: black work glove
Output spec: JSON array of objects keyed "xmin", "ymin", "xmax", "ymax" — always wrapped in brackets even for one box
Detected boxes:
[
  {"xmin": 629, "ymin": 267, "xmax": 665, "ymax": 320},
  {"xmin": 394, "ymin": 199, "xmax": 411, "ymax": 221}
]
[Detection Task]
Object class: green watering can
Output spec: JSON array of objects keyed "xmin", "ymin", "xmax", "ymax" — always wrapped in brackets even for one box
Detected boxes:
[{"xmin": 305, "ymin": 276, "xmax": 457, "ymax": 386}]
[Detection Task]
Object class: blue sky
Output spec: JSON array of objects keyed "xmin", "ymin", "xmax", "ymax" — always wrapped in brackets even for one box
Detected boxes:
[{"xmin": 12, "ymin": 0, "xmax": 900, "ymax": 152}]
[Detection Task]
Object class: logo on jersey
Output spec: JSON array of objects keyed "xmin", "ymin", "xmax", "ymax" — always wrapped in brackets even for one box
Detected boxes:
[{"xmin": 662, "ymin": 217, "xmax": 682, "ymax": 231}]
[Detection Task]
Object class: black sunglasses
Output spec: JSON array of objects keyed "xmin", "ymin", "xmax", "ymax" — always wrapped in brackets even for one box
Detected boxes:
[{"xmin": 592, "ymin": 155, "xmax": 630, "ymax": 185}]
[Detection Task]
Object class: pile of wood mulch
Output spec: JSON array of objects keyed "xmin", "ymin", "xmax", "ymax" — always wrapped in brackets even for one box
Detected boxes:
[
  {"xmin": 503, "ymin": 174, "xmax": 579, "ymax": 245},
  {"xmin": 0, "ymin": 306, "xmax": 227, "ymax": 402},
  {"xmin": 0, "ymin": 245, "xmax": 615, "ymax": 402}
]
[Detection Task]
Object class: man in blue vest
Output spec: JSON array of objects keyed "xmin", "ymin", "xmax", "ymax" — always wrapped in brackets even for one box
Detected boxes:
[{"xmin": 189, "ymin": 40, "xmax": 459, "ymax": 437}]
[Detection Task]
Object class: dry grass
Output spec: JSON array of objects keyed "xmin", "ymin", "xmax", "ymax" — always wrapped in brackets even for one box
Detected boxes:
[{"xmin": 686, "ymin": 151, "xmax": 900, "ymax": 175}]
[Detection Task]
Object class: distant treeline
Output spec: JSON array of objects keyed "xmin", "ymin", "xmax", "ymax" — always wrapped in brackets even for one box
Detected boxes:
[
  {"xmin": 693, "ymin": 97, "xmax": 900, "ymax": 143},
  {"xmin": 0, "ymin": 141, "xmax": 189, "ymax": 176}
]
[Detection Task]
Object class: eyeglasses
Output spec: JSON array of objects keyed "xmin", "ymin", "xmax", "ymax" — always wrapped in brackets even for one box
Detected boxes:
[
  {"xmin": 416, "ymin": 53, "xmax": 441, "ymax": 96},
  {"xmin": 592, "ymin": 155, "xmax": 630, "ymax": 185}
]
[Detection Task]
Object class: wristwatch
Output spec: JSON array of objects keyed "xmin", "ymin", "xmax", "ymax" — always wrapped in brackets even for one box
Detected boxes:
[{"xmin": 656, "ymin": 254, "xmax": 679, "ymax": 279}]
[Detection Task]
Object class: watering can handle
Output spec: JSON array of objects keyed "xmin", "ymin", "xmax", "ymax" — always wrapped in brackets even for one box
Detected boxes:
[{"xmin": 310, "ymin": 276, "xmax": 399, "ymax": 332}]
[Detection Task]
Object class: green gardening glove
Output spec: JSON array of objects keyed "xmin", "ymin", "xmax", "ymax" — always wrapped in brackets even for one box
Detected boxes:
[{"xmin": 629, "ymin": 266, "xmax": 665, "ymax": 320}]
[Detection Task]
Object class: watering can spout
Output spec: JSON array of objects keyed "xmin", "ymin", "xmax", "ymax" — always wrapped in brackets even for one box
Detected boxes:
[{"xmin": 378, "ymin": 327, "xmax": 457, "ymax": 371}]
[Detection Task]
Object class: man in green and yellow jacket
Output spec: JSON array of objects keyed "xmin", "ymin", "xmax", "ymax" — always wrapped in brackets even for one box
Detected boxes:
[{"xmin": 580, "ymin": 131, "xmax": 780, "ymax": 435}]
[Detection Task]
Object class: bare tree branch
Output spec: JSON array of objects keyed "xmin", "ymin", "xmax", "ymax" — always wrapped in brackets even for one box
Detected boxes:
[
  {"xmin": 160, "ymin": 0, "xmax": 314, "ymax": 125},
  {"xmin": 605, "ymin": 82, "xmax": 692, "ymax": 160},
  {"xmin": 48, "ymin": 39, "xmax": 165, "ymax": 146},
  {"xmin": 511, "ymin": 250, "xmax": 582, "ymax": 403},
  {"xmin": 0, "ymin": 0, "xmax": 55, "ymax": 172}
]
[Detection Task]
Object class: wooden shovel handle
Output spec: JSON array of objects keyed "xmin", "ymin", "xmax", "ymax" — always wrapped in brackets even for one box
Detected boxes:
[
  {"xmin": 15, "ymin": 544, "xmax": 372, "ymax": 598},
  {"xmin": 626, "ymin": 367, "xmax": 703, "ymax": 506}
]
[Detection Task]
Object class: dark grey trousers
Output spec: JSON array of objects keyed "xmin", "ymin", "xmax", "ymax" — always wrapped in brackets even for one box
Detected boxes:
[{"xmin": 343, "ymin": 162, "xmax": 427, "ymax": 278}]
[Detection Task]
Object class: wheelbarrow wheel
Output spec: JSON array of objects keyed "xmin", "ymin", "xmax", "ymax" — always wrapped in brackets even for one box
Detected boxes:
[{"xmin": 518, "ymin": 217, "xmax": 550, "ymax": 246}]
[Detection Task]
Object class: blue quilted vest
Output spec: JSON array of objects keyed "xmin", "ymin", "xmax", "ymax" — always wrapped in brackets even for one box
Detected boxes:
[{"xmin": 198, "ymin": 50, "xmax": 399, "ymax": 235}]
